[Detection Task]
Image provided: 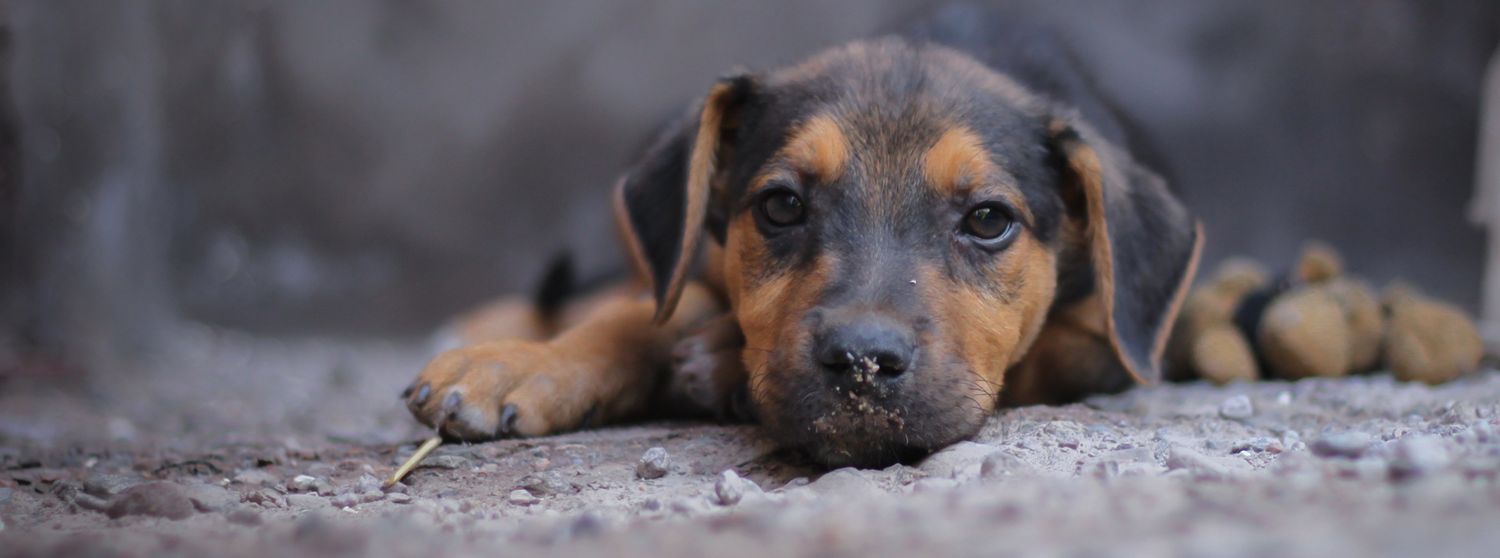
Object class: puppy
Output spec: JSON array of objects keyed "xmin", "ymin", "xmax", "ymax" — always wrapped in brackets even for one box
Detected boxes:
[{"xmin": 403, "ymin": 29, "xmax": 1201, "ymax": 467}]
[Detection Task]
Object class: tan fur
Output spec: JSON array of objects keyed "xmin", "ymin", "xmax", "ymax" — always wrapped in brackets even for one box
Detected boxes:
[
  {"xmin": 406, "ymin": 283, "xmax": 724, "ymax": 439},
  {"xmin": 449, "ymin": 284, "xmax": 637, "ymax": 348},
  {"xmin": 922, "ymin": 238, "xmax": 1056, "ymax": 406},
  {"xmin": 1004, "ymin": 294, "xmax": 1115, "ymax": 405},
  {"xmin": 725, "ymin": 213, "xmax": 834, "ymax": 405},
  {"xmin": 784, "ymin": 114, "xmax": 850, "ymax": 184},
  {"xmin": 923, "ymin": 126, "xmax": 993, "ymax": 195}
]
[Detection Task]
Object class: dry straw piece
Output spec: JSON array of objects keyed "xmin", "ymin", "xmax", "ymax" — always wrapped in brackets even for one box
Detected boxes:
[{"xmin": 385, "ymin": 436, "xmax": 443, "ymax": 488}]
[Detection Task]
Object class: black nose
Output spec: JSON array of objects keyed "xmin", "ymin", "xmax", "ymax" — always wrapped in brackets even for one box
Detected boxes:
[{"xmin": 814, "ymin": 317, "xmax": 916, "ymax": 380}]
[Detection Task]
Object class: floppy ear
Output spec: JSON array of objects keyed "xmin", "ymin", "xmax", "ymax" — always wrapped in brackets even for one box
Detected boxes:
[
  {"xmin": 1049, "ymin": 118, "xmax": 1203, "ymax": 384},
  {"xmin": 614, "ymin": 75, "xmax": 755, "ymax": 323}
]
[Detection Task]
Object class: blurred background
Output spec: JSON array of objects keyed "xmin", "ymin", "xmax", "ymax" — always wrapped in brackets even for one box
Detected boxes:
[{"xmin": 1, "ymin": 1, "xmax": 1497, "ymax": 415}]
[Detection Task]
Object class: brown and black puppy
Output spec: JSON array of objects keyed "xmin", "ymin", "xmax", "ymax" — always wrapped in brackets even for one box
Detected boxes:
[{"xmin": 403, "ymin": 30, "xmax": 1201, "ymax": 467}]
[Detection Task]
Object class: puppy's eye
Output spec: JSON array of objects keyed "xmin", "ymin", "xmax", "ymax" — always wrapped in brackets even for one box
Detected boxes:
[
  {"xmin": 758, "ymin": 189, "xmax": 806, "ymax": 227},
  {"xmin": 961, "ymin": 203, "xmax": 1018, "ymax": 247}
]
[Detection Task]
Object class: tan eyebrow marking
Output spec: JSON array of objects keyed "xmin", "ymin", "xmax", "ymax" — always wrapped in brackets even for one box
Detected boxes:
[
  {"xmin": 924, "ymin": 126, "xmax": 996, "ymax": 195},
  {"xmin": 783, "ymin": 114, "xmax": 850, "ymax": 184},
  {"xmin": 924, "ymin": 125, "xmax": 1034, "ymax": 225}
]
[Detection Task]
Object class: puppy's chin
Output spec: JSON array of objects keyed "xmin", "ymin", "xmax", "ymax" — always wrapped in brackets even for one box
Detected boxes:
[
  {"xmin": 794, "ymin": 414, "xmax": 938, "ymax": 468},
  {"xmin": 753, "ymin": 366, "xmax": 991, "ymax": 468}
]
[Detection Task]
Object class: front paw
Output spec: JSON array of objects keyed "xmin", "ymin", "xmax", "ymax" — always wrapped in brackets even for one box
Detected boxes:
[
  {"xmin": 401, "ymin": 340, "xmax": 593, "ymax": 441},
  {"xmin": 668, "ymin": 316, "xmax": 751, "ymax": 420}
]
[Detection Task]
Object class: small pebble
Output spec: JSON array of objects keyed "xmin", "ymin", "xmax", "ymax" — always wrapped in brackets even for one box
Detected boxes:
[
  {"xmin": 232, "ymin": 469, "xmax": 279, "ymax": 487},
  {"xmin": 980, "ymin": 451, "xmax": 1036, "ymax": 480},
  {"xmin": 1390, "ymin": 435, "xmax": 1451, "ymax": 480},
  {"xmin": 330, "ymin": 493, "xmax": 360, "ymax": 508},
  {"xmin": 516, "ymin": 472, "xmax": 577, "ymax": 495},
  {"xmin": 82, "ymin": 473, "xmax": 139, "ymax": 498},
  {"xmin": 920, "ymin": 441, "xmax": 996, "ymax": 480},
  {"xmin": 72, "ymin": 493, "xmax": 111, "ymax": 513},
  {"xmin": 226, "ymin": 507, "xmax": 262, "ymax": 526},
  {"xmin": 806, "ymin": 468, "xmax": 881, "ymax": 498},
  {"xmin": 1310, "ymin": 432, "xmax": 1374, "ymax": 459},
  {"xmin": 636, "ymin": 447, "xmax": 672, "ymax": 480},
  {"xmin": 107, "ymin": 482, "xmax": 197, "ymax": 520},
  {"xmin": 426, "ymin": 455, "xmax": 470, "ymax": 470},
  {"xmin": 289, "ymin": 475, "xmax": 318, "ymax": 492},
  {"xmin": 1219, "ymin": 395, "xmax": 1254, "ymax": 420},
  {"xmin": 285, "ymin": 494, "xmax": 326, "ymax": 509},
  {"xmin": 912, "ymin": 478, "xmax": 959, "ymax": 493},
  {"xmin": 182, "ymin": 483, "xmax": 239, "ymax": 512},
  {"xmin": 1230, "ymin": 438, "xmax": 1282, "ymax": 454},
  {"xmin": 355, "ymin": 474, "xmax": 382, "ymax": 494},
  {"xmin": 387, "ymin": 493, "xmax": 412, "ymax": 504},
  {"xmin": 508, "ymin": 489, "xmax": 539, "ymax": 506},
  {"xmin": 1165, "ymin": 446, "xmax": 1230, "ymax": 477},
  {"xmin": 714, "ymin": 470, "xmax": 760, "ymax": 506}
]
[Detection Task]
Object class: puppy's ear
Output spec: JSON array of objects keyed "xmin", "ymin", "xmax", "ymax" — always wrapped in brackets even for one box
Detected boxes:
[
  {"xmin": 614, "ymin": 75, "xmax": 755, "ymax": 323},
  {"xmin": 1049, "ymin": 117, "xmax": 1203, "ymax": 384}
]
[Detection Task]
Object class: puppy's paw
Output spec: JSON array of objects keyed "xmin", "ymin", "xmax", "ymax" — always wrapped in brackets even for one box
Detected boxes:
[
  {"xmin": 668, "ymin": 316, "xmax": 750, "ymax": 420},
  {"xmin": 402, "ymin": 340, "xmax": 596, "ymax": 441}
]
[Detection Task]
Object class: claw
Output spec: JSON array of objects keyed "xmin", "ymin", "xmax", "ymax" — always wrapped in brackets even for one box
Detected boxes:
[
  {"xmin": 498, "ymin": 403, "xmax": 519, "ymax": 436},
  {"xmin": 414, "ymin": 383, "xmax": 431, "ymax": 406}
]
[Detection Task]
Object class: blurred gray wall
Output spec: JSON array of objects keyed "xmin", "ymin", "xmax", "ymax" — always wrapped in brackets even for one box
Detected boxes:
[{"xmin": 3, "ymin": 1, "xmax": 1498, "ymax": 357}]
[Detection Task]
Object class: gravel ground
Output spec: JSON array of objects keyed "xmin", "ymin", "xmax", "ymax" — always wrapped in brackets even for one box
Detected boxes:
[{"xmin": 2, "ymin": 326, "xmax": 1498, "ymax": 557}]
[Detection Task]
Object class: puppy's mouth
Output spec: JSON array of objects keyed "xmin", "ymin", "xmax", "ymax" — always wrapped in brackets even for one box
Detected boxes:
[{"xmin": 752, "ymin": 357, "xmax": 989, "ymax": 468}]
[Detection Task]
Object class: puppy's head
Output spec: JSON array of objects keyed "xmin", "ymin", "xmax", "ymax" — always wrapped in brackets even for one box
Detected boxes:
[{"xmin": 618, "ymin": 39, "xmax": 1200, "ymax": 467}]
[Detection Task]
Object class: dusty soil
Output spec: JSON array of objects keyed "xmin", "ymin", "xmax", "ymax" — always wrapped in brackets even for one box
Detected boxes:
[{"xmin": 2, "ymin": 326, "xmax": 1498, "ymax": 557}]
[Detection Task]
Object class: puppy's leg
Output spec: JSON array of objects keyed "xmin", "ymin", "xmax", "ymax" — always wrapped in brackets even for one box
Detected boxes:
[
  {"xmin": 665, "ymin": 313, "xmax": 751, "ymax": 420},
  {"xmin": 404, "ymin": 282, "xmax": 724, "ymax": 440}
]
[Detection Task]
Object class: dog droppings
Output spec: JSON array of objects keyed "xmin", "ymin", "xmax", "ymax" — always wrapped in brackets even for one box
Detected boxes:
[
  {"xmin": 1218, "ymin": 395, "xmax": 1254, "ymax": 420},
  {"xmin": 636, "ymin": 447, "xmax": 671, "ymax": 480}
]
